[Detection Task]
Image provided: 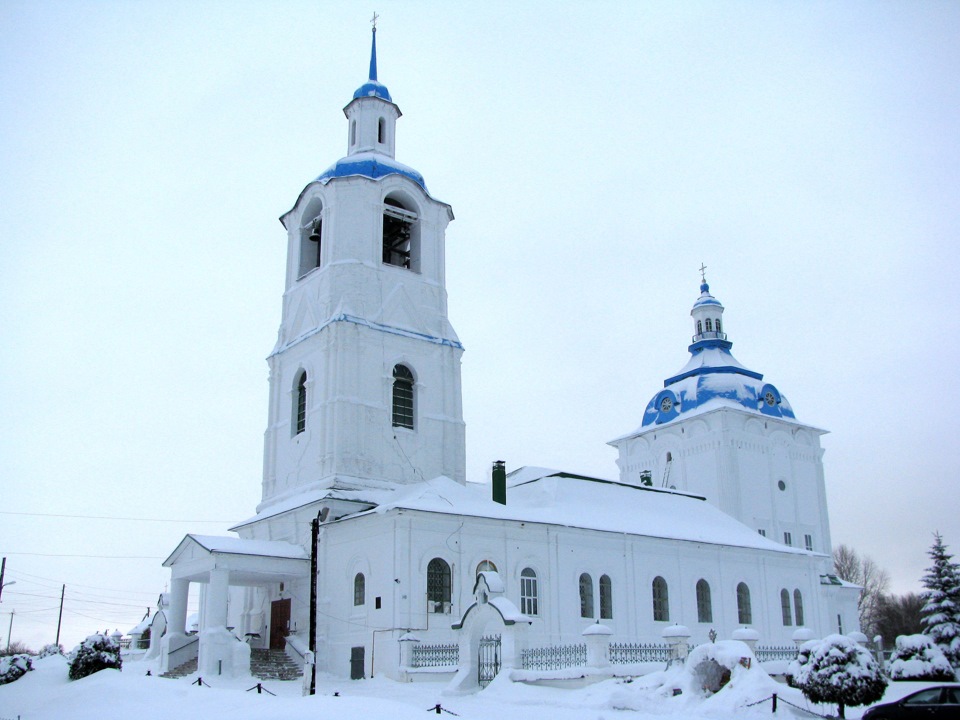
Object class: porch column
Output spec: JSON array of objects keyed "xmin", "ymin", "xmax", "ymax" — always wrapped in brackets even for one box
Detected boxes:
[
  {"xmin": 168, "ymin": 578, "xmax": 189, "ymax": 635},
  {"xmin": 204, "ymin": 569, "xmax": 230, "ymax": 629}
]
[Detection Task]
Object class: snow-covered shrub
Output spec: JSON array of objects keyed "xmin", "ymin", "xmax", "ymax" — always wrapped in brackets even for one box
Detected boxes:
[
  {"xmin": 792, "ymin": 634, "xmax": 886, "ymax": 719},
  {"xmin": 0, "ymin": 654, "xmax": 32, "ymax": 685},
  {"xmin": 785, "ymin": 639, "xmax": 815, "ymax": 688},
  {"xmin": 37, "ymin": 643, "xmax": 64, "ymax": 658},
  {"xmin": 68, "ymin": 633, "xmax": 122, "ymax": 680},
  {"xmin": 889, "ymin": 634, "xmax": 955, "ymax": 681}
]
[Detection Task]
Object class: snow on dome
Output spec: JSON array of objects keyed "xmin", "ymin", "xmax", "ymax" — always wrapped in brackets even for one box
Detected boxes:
[
  {"xmin": 352, "ymin": 80, "xmax": 393, "ymax": 102},
  {"xmin": 662, "ymin": 624, "xmax": 692, "ymax": 639},
  {"xmin": 732, "ymin": 627, "xmax": 760, "ymax": 641},
  {"xmin": 583, "ymin": 622, "xmax": 614, "ymax": 636},
  {"xmin": 317, "ymin": 152, "xmax": 427, "ymax": 190}
]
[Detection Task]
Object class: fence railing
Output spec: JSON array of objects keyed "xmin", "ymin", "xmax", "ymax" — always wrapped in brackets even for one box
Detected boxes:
[
  {"xmin": 520, "ymin": 643, "xmax": 587, "ymax": 671},
  {"xmin": 410, "ymin": 643, "xmax": 459, "ymax": 668},
  {"xmin": 609, "ymin": 642, "xmax": 673, "ymax": 664},
  {"xmin": 754, "ymin": 645, "xmax": 798, "ymax": 662}
]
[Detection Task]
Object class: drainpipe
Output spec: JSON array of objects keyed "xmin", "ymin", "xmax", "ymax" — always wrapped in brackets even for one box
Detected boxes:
[
  {"xmin": 492, "ymin": 461, "xmax": 506, "ymax": 505},
  {"xmin": 309, "ymin": 510, "xmax": 322, "ymax": 695}
]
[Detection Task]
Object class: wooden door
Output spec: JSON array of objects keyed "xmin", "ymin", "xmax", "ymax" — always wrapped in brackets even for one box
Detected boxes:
[{"xmin": 269, "ymin": 598, "xmax": 291, "ymax": 650}]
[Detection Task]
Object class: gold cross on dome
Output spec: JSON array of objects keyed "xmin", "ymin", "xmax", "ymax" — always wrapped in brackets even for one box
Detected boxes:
[
  {"xmin": 371, "ymin": 12, "xmax": 379, "ymax": 31},
  {"xmin": 699, "ymin": 263, "xmax": 707, "ymax": 282}
]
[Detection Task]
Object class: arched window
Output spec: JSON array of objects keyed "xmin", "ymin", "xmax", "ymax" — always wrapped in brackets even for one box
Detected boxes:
[
  {"xmin": 781, "ymin": 589, "xmax": 792, "ymax": 626},
  {"xmin": 294, "ymin": 371, "xmax": 307, "ymax": 435},
  {"xmin": 392, "ymin": 365, "xmax": 414, "ymax": 429},
  {"xmin": 737, "ymin": 582, "xmax": 752, "ymax": 624},
  {"xmin": 427, "ymin": 558, "xmax": 451, "ymax": 614},
  {"xmin": 705, "ymin": 318, "xmax": 713, "ymax": 332},
  {"xmin": 579, "ymin": 573, "xmax": 593, "ymax": 618},
  {"xmin": 476, "ymin": 560, "xmax": 498, "ymax": 576},
  {"xmin": 696, "ymin": 579, "xmax": 712, "ymax": 623},
  {"xmin": 794, "ymin": 589, "xmax": 804, "ymax": 626},
  {"xmin": 378, "ymin": 117, "xmax": 385, "ymax": 144},
  {"xmin": 350, "ymin": 119, "xmax": 357, "ymax": 146},
  {"xmin": 715, "ymin": 319, "xmax": 722, "ymax": 334},
  {"xmin": 652, "ymin": 576, "xmax": 669, "ymax": 622},
  {"xmin": 599, "ymin": 575, "xmax": 613, "ymax": 620},
  {"xmin": 382, "ymin": 197, "xmax": 419, "ymax": 270},
  {"xmin": 696, "ymin": 320, "xmax": 703, "ymax": 334},
  {"xmin": 354, "ymin": 573, "xmax": 365, "ymax": 606},
  {"xmin": 520, "ymin": 568, "xmax": 539, "ymax": 616},
  {"xmin": 298, "ymin": 202, "xmax": 324, "ymax": 277}
]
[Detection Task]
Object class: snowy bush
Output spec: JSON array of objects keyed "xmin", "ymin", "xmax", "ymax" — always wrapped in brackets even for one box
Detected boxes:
[
  {"xmin": 0, "ymin": 654, "xmax": 32, "ymax": 685},
  {"xmin": 785, "ymin": 639, "xmax": 815, "ymax": 688},
  {"xmin": 68, "ymin": 633, "xmax": 122, "ymax": 680},
  {"xmin": 791, "ymin": 634, "xmax": 886, "ymax": 719},
  {"xmin": 889, "ymin": 634, "xmax": 955, "ymax": 681},
  {"xmin": 37, "ymin": 643, "xmax": 64, "ymax": 658}
]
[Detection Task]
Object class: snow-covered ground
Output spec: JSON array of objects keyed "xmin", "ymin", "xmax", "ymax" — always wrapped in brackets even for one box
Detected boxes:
[{"xmin": 0, "ymin": 652, "xmax": 947, "ymax": 720}]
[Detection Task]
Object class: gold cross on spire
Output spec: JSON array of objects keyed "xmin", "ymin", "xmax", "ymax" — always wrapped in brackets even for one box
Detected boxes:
[
  {"xmin": 371, "ymin": 11, "xmax": 379, "ymax": 31},
  {"xmin": 699, "ymin": 263, "xmax": 707, "ymax": 283}
]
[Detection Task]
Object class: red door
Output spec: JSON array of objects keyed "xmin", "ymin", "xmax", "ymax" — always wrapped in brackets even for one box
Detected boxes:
[{"xmin": 269, "ymin": 598, "xmax": 291, "ymax": 650}]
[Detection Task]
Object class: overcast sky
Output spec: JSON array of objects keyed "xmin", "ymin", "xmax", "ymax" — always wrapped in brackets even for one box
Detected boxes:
[{"xmin": 2, "ymin": 1, "xmax": 958, "ymax": 651}]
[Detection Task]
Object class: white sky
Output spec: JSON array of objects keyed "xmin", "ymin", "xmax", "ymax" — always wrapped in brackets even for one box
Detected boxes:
[{"xmin": 1, "ymin": 0, "xmax": 958, "ymax": 652}]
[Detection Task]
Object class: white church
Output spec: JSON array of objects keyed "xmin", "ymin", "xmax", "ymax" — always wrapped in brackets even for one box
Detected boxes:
[{"xmin": 156, "ymin": 27, "xmax": 860, "ymax": 689}]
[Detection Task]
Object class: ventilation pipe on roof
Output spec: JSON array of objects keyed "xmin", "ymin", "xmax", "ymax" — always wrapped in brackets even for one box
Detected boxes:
[{"xmin": 492, "ymin": 461, "xmax": 506, "ymax": 505}]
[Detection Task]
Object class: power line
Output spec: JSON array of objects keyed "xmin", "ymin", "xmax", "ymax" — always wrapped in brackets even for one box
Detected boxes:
[
  {"xmin": 1, "ymin": 552, "xmax": 163, "ymax": 559},
  {"xmin": 9, "ymin": 570, "xmax": 159, "ymax": 596},
  {"xmin": 0, "ymin": 510, "xmax": 238, "ymax": 523}
]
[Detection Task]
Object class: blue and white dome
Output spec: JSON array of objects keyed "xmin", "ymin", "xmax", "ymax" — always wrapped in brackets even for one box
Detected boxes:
[
  {"xmin": 316, "ymin": 153, "xmax": 426, "ymax": 190},
  {"xmin": 641, "ymin": 279, "xmax": 796, "ymax": 427}
]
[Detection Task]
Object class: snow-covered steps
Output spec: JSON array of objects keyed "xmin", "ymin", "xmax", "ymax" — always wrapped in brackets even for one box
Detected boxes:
[{"xmin": 250, "ymin": 649, "xmax": 301, "ymax": 681}]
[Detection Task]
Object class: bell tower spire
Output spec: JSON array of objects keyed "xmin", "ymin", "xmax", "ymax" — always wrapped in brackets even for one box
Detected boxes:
[
  {"xmin": 345, "ymin": 17, "xmax": 400, "ymax": 158},
  {"xmin": 368, "ymin": 12, "xmax": 380, "ymax": 81}
]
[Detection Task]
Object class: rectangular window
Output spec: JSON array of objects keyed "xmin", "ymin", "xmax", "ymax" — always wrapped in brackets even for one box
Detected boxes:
[
  {"xmin": 804, "ymin": 534, "xmax": 813, "ymax": 551},
  {"xmin": 758, "ymin": 529, "xmax": 766, "ymax": 537},
  {"xmin": 784, "ymin": 532, "xmax": 793, "ymax": 546}
]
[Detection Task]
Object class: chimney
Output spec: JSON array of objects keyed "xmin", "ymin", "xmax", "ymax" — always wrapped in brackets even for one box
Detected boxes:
[{"xmin": 492, "ymin": 461, "xmax": 506, "ymax": 505}]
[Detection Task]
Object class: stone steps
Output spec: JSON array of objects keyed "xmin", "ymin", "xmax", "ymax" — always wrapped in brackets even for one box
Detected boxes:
[
  {"xmin": 160, "ymin": 657, "xmax": 197, "ymax": 679},
  {"xmin": 250, "ymin": 648, "xmax": 302, "ymax": 681}
]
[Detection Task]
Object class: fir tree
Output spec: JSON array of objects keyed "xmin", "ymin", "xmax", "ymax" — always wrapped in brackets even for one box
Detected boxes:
[{"xmin": 920, "ymin": 532, "xmax": 960, "ymax": 666}]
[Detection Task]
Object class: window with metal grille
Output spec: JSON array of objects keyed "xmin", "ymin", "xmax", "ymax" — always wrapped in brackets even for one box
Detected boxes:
[
  {"xmin": 354, "ymin": 573, "xmax": 365, "ymax": 606},
  {"xmin": 737, "ymin": 582, "xmax": 752, "ymax": 624},
  {"xmin": 794, "ymin": 589, "xmax": 804, "ymax": 626},
  {"xmin": 295, "ymin": 371, "xmax": 307, "ymax": 435},
  {"xmin": 781, "ymin": 588, "xmax": 792, "ymax": 626},
  {"xmin": 579, "ymin": 573, "xmax": 593, "ymax": 618},
  {"xmin": 783, "ymin": 532, "xmax": 792, "ymax": 546},
  {"xmin": 392, "ymin": 365, "xmax": 414, "ymax": 429},
  {"xmin": 696, "ymin": 579, "xmax": 712, "ymax": 623},
  {"xmin": 427, "ymin": 558, "xmax": 451, "ymax": 613},
  {"xmin": 652, "ymin": 576, "xmax": 669, "ymax": 622},
  {"xmin": 476, "ymin": 560, "xmax": 497, "ymax": 576},
  {"xmin": 599, "ymin": 575, "xmax": 613, "ymax": 619},
  {"xmin": 804, "ymin": 534, "xmax": 813, "ymax": 551},
  {"xmin": 520, "ymin": 568, "xmax": 539, "ymax": 616}
]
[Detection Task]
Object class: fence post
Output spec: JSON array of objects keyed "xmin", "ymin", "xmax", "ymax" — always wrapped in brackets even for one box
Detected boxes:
[
  {"xmin": 772, "ymin": 693, "xmax": 777, "ymax": 713},
  {"xmin": 582, "ymin": 623, "xmax": 613, "ymax": 668}
]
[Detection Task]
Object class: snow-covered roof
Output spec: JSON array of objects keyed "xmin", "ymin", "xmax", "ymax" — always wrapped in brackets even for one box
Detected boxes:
[
  {"xmin": 317, "ymin": 152, "xmax": 426, "ymax": 191},
  {"xmin": 350, "ymin": 470, "xmax": 812, "ymax": 556},
  {"xmin": 164, "ymin": 534, "xmax": 308, "ymax": 566},
  {"xmin": 352, "ymin": 80, "xmax": 392, "ymax": 102}
]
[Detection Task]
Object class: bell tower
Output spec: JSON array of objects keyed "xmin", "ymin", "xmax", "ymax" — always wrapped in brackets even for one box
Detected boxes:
[{"xmin": 259, "ymin": 25, "xmax": 465, "ymax": 512}]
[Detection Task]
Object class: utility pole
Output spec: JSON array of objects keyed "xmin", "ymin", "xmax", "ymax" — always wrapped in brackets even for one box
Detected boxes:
[
  {"xmin": 309, "ymin": 512, "xmax": 320, "ymax": 696},
  {"xmin": 6, "ymin": 609, "xmax": 13, "ymax": 652},
  {"xmin": 0, "ymin": 557, "xmax": 5, "ymax": 602},
  {"xmin": 55, "ymin": 584, "xmax": 65, "ymax": 647}
]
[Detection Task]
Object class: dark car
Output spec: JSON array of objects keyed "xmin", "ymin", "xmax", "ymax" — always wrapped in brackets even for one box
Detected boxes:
[{"xmin": 862, "ymin": 684, "xmax": 960, "ymax": 719}]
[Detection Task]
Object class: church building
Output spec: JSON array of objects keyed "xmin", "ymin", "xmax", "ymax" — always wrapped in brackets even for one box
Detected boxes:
[{"xmin": 158, "ymin": 27, "xmax": 860, "ymax": 689}]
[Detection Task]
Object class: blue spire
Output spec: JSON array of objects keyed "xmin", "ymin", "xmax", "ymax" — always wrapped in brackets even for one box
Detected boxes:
[
  {"xmin": 352, "ymin": 22, "xmax": 393, "ymax": 102},
  {"xmin": 369, "ymin": 27, "xmax": 378, "ymax": 82}
]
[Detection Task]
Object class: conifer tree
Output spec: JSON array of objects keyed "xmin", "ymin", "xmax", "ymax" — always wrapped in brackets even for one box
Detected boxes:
[{"xmin": 920, "ymin": 532, "xmax": 960, "ymax": 667}]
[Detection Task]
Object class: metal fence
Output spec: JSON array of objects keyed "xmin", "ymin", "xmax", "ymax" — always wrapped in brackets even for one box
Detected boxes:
[
  {"xmin": 609, "ymin": 642, "xmax": 673, "ymax": 664},
  {"xmin": 520, "ymin": 643, "xmax": 587, "ymax": 671},
  {"xmin": 410, "ymin": 642, "xmax": 460, "ymax": 668},
  {"xmin": 754, "ymin": 645, "xmax": 798, "ymax": 662}
]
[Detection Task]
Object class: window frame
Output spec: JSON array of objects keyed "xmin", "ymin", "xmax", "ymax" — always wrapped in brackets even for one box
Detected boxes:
[
  {"xmin": 353, "ymin": 573, "xmax": 365, "ymax": 607},
  {"xmin": 294, "ymin": 371, "xmax": 308, "ymax": 435},
  {"xmin": 696, "ymin": 579, "xmax": 713, "ymax": 623},
  {"xmin": 392, "ymin": 364, "xmax": 415, "ymax": 429},
  {"xmin": 652, "ymin": 576, "xmax": 669, "ymax": 622},
  {"xmin": 737, "ymin": 582, "xmax": 752, "ymax": 624},
  {"xmin": 579, "ymin": 573, "xmax": 594, "ymax": 618},
  {"xmin": 427, "ymin": 558, "xmax": 451, "ymax": 614},
  {"xmin": 794, "ymin": 589, "xmax": 804, "ymax": 626},
  {"xmin": 780, "ymin": 588, "xmax": 792, "ymax": 626},
  {"xmin": 599, "ymin": 574, "xmax": 613, "ymax": 620},
  {"xmin": 520, "ymin": 568, "xmax": 539, "ymax": 617}
]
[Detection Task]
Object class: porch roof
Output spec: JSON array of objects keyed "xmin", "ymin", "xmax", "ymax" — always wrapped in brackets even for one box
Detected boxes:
[{"xmin": 162, "ymin": 534, "xmax": 309, "ymax": 585}]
